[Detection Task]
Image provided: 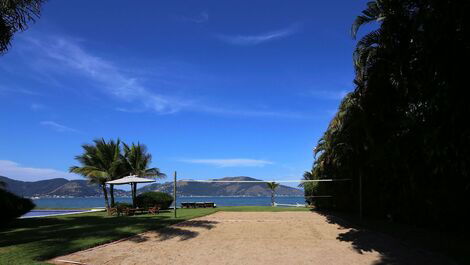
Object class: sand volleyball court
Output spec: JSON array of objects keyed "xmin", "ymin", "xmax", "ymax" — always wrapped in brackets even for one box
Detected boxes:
[{"xmin": 50, "ymin": 211, "xmax": 452, "ymax": 265}]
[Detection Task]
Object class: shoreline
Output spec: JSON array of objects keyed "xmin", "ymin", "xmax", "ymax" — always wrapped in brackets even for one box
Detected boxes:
[{"xmin": 30, "ymin": 195, "xmax": 305, "ymax": 199}]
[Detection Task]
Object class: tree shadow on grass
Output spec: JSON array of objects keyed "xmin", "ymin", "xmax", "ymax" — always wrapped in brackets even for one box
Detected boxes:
[
  {"xmin": 0, "ymin": 212, "xmax": 216, "ymax": 262},
  {"xmin": 314, "ymin": 210, "xmax": 457, "ymax": 265}
]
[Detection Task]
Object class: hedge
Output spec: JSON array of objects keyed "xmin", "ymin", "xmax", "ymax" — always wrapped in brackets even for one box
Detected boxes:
[
  {"xmin": 135, "ymin": 192, "xmax": 173, "ymax": 209},
  {"xmin": 0, "ymin": 189, "xmax": 35, "ymax": 225}
]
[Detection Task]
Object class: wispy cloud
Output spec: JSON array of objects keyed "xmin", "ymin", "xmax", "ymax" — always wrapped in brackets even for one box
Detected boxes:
[
  {"xmin": 180, "ymin": 158, "xmax": 274, "ymax": 167},
  {"xmin": 18, "ymin": 35, "xmax": 306, "ymax": 119},
  {"xmin": 194, "ymin": 105, "xmax": 305, "ymax": 119},
  {"xmin": 0, "ymin": 85, "xmax": 39, "ymax": 96},
  {"xmin": 40, "ymin": 121, "xmax": 79, "ymax": 133},
  {"xmin": 0, "ymin": 160, "xmax": 76, "ymax": 181},
  {"xmin": 217, "ymin": 23, "xmax": 300, "ymax": 46},
  {"xmin": 23, "ymin": 36, "xmax": 181, "ymax": 114},
  {"xmin": 30, "ymin": 103, "xmax": 45, "ymax": 111},
  {"xmin": 308, "ymin": 89, "xmax": 349, "ymax": 100},
  {"xmin": 179, "ymin": 11, "xmax": 209, "ymax": 23}
]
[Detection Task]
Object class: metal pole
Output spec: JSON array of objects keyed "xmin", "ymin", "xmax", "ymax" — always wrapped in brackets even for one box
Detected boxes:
[
  {"xmin": 359, "ymin": 174, "xmax": 363, "ymax": 220},
  {"xmin": 173, "ymin": 171, "xmax": 177, "ymax": 218}
]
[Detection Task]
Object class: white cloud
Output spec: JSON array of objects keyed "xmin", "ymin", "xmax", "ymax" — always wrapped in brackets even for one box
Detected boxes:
[
  {"xmin": 179, "ymin": 11, "xmax": 209, "ymax": 23},
  {"xmin": 18, "ymin": 35, "xmax": 307, "ymax": 119},
  {"xmin": 40, "ymin": 121, "xmax": 79, "ymax": 133},
  {"xmin": 0, "ymin": 85, "xmax": 39, "ymax": 96},
  {"xmin": 23, "ymin": 36, "xmax": 180, "ymax": 114},
  {"xmin": 308, "ymin": 90, "xmax": 349, "ymax": 100},
  {"xmin": 180, "ymin": 158, "xmax": 274, "ymax": 167},
  {"xmin": 217, "ymin": 23, "xmax": 300, "ymax": 46},
  {"xmin": 30, "ymin": 103, "xmax": 45, "ymax": 111},
  {"xmin": 0, "ymin": 160, "xmax": 76, "ymax": 181}
]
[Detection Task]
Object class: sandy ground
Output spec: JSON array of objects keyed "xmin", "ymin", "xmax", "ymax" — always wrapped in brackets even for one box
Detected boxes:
[{"xmin": 50, "ymin": 211, "xmax": 452, "ymax": 265}]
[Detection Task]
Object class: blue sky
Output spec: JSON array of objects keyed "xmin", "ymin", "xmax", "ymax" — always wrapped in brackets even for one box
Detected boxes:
[{"xmin": 0, "ymin": 0, "xmax": 367, "ymax": 186}]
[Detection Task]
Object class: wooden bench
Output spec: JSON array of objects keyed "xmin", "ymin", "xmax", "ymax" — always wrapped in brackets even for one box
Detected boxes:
[{"xmin": 181, "ymin": 202, "xmax": 216, "ymax": 208}]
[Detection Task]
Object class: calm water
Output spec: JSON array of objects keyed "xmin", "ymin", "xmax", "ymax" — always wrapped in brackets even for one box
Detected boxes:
[
  {"xmin": 22, "ymin": 210, "xmax": 89, "ymax": 218},
  {"xmin": 33, "ymin": 196, "xmax": 306, "ymax": 208}
]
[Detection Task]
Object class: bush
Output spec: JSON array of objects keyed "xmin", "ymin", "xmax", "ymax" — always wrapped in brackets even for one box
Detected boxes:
[
  {"xmin": 115, "ymin": 202, "xmax": 133, "ymax": 209},
  {"xmin": 0, "ymin": 189, "xmax": 35, "ymax": 225},
  {"xmin": 135, "ymin": 192, "xmax": 173, "ymax": 209}
]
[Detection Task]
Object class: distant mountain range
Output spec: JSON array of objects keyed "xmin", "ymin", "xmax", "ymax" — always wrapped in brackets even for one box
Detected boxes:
[
  {"xmin": 0, "ymin": 176, "xmax": 303, "ymax": 197},
  {"xmin": 139, "ymin": 176, "xmax": 303, "ymax": 196},
  {"xmin": 0, "ymin": 176, "xmax": 128, "ymax": 197}
]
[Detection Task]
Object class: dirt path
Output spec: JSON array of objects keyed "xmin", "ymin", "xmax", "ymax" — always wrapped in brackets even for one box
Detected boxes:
[{"xmin": 50, "ymin": 211, "xmax": 452, "ymax": 265}]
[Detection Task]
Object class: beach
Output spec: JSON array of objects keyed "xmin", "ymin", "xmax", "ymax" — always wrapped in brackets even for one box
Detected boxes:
[{"xmin": 50, "ymin": 211, "xmax": 452, "ymax": 265}]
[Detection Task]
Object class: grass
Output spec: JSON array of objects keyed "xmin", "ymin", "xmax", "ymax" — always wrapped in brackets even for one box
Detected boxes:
[{"xmin": 0, "ymin": 206, "xmax": 308, "ymax": 265}]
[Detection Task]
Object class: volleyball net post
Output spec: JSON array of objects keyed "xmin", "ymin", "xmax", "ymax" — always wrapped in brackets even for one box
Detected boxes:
[{"xmin": 173, "ymin": 171, "xmax": 177, "ymax": 218}]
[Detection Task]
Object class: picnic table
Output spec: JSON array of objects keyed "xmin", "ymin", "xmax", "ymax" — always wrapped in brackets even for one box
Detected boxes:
[
  {"xmin": 181, "ymin": 202, "xmax": 216, "ymax": 208},
  {"xmin": 107, "ymin": 205, "xmax": 161, "ymax": 216}
]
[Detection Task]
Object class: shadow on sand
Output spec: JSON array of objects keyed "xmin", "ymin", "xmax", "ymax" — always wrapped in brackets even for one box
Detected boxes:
[
  {"xmin": 0, "ymin": 212, "xmax": 217, "ymax": 261},
  {"xmin": 314, "ymin": 210, "xmax": 459, "ymax": 265}
]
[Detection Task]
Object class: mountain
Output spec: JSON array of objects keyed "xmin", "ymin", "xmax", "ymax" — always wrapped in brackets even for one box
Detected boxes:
[
  {"xmin": 139, "ymin": 176, "xmax": 303, "ymax": 196},
  {"xmin": 0, "ymin": 176, "xmax": 128, "ymax": 197},
  {"xmin": 1, "ymin": 176, "xmax": 303, "ymax": 197}
]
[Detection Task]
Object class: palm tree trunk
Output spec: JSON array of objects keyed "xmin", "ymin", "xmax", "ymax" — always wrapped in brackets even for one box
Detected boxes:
[
  {"xmin": 101, "ymin": 184, "xmax": 110, "ymax": 208},
  {"xmin": 110, "ymin": 184, "xmax": 115, "ymax": 207},
  {"xmin": 271, "ymin": 190, "xmax": 274, "ymax": 206}
]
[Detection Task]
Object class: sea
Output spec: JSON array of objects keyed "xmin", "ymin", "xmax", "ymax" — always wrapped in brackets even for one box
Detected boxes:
[{"xmin": 32, "ymin": 196, "xmax": 306, "ymax": 208}]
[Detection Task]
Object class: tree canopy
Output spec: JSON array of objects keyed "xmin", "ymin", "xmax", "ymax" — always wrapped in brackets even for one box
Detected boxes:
[
  {"xmin": 306, "ymin": 0, "xmax": 470, "ymax": 230},
  {"xmin": 0, "ymin": 0, "xmax": 45, "ymax": 55}
]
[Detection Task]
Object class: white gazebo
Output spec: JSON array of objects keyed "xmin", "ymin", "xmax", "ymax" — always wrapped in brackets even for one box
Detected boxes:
[{"xmin": 106, "ymin": 175, "xmax": 155, "ymax": 207}]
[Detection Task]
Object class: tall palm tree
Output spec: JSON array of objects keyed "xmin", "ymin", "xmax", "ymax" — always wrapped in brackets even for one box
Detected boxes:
[
  {"xmin": 69, "ymin": 138, "xmax": 123, "ymax": 208},
  {"xmin": 123, "ymin": 142, "xmax": 166, "ymax": 206},
  {"xmin": 266, "ymin": 182, "xmax": 279, "ymax": 207}
]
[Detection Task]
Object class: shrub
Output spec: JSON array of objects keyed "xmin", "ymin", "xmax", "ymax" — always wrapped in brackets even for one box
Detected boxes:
[
  {"xmin": 136, "ymin": 192, "xmax": 173, "ymax": 209},
  {"xmin": 0, "ymin": 189, "xmax": 35, "ymax": 225},
  {"xmin": 115, "ymin": 202, "xmax": 133, "ymax": 208}
]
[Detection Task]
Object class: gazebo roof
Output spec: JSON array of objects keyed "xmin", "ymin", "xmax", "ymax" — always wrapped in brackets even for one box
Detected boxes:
[{"xmin": 106, "ymin": 175, "xmax": 156, "ymax": 185}]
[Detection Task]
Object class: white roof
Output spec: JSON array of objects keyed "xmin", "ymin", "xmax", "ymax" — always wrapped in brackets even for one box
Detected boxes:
[{"xmin": 106, "ymin": 175, "xmax": 156, "ymax": 185}]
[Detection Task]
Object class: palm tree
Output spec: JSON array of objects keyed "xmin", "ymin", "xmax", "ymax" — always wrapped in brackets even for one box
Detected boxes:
[
  {"xmin": 1, "ymin": 0, "xmax": 45, "ymax": 55},
  {"xmin": 69, "ymin": 138, "xmax": 123, "ymax": 208},
  {"xmin": 266, "ymin": 182, "xmax": 279, "ymax": 206},
  {"xmin": 122, "ymin": 142, "xmax": 166, "ymax": 206}
]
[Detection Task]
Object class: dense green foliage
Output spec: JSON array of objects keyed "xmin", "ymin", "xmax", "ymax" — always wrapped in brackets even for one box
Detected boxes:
[
  {"xmin": 0, "ymin": 0, "xmax": 45, "ymax": 55},
  {"xmin": 136, "ymin": 191, "xmax": 173, "ymax": 209},
  {"xmin": 0, "ymin": 189, "xmax": 35, "ymax": 225},
  {"xmin": 70, "ymin": 139, "xmax": 165, "ymax": 208},
  {"xmin": 306, "ymin": 0, "xmax": 470, "ymax": 230}
]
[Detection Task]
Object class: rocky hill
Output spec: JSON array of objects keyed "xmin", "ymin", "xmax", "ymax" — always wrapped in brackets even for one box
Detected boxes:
[
  {"xmin": 0, "ymin": 176, "xmax": 128, "ymax": 197},
  {"xmin": 139, "ymin": 176, "xmax": 303, "ymax": 196},
  {"xmin": 1, "ymin": 176, "xmax": 303, "ymax": 197}
]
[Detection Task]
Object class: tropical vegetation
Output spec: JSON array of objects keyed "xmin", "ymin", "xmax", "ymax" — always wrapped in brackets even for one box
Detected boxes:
[
  {"xmin": 266, "ymin": 182, "xmax": 279, "ymax": 206},
  {"xmin": 0, "ymin": 183, "xmax": 35, "ymax": 225},
  {"xmin": 0, "ymin": 0, "xmax": 45, "ymax": 55},
  {"xmin": 135, "ymin": 191, "xmax": 173, "ymax": 209},
  {"xmin": 70, "ymin": 138, "xmax": 165, "ymax": 208},
  {"xmin": 305, "ymin": 0, "xmax": 469, "ymax": 232}
]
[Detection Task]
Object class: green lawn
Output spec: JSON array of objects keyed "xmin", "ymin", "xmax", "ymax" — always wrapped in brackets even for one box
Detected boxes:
[{"xmin": 0, "ymin": 206, "xmax": 308, "ymax": 265}]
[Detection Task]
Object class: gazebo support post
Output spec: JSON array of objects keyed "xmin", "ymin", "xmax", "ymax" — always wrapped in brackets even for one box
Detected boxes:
[{"xmin": 132, "ymin": 183, "xmax": 137, "ymax": 208}]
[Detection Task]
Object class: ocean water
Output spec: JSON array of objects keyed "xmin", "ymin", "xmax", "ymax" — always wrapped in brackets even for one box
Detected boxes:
[{"xmin": 32, "ymin": 196, "xmax": 306, "ymax": 208}]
